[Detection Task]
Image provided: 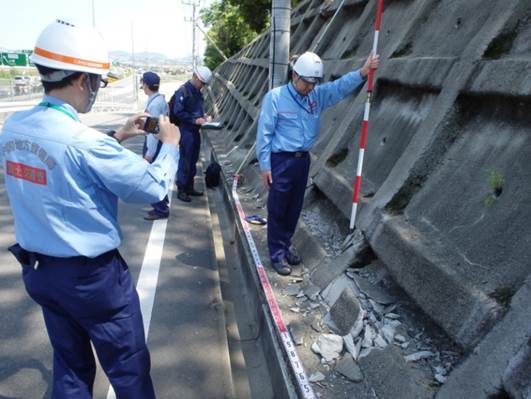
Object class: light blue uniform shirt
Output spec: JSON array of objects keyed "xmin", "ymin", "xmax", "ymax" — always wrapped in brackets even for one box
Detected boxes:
[
  {"xmin": 0, "ymin": 95, "xmax": 178, "ymax": 257},
  {"xmin": 144, "ymin": 92, "xmax": 169, "ymax": 158},
  {"xmin": 256, "ymin": 70, "xmax": 365, "ymax": 171}
]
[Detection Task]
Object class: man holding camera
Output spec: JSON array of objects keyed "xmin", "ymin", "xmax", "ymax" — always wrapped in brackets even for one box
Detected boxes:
[
  {"xmin": 142, "ymin": 71, "xmax": 171, "ymax": 220},
  {"xmin": 172, "ymin": 66, "xmax": 212, "ymax": 202},
  {"xmin": 0, "ymin": 20, "xmax": 180, "ymax": 398}
]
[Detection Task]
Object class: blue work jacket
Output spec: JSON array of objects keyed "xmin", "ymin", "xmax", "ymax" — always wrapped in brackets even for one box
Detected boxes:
[
  {"xmin": 256, "ymin": 70, "xmax": 365, "ymax": 171},
  {"xmin": 172, "ymin": 80, "xmax": 204, "ymax": 133},
  {"xmin": 0, "ymin": 95, "xmax": 178, "ymax": 257}
]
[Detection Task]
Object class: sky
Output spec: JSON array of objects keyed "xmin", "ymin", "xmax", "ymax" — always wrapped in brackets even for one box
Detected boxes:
[{"xmin": 0, "ymin": 0, "xmax": 215, "ymax": 59}]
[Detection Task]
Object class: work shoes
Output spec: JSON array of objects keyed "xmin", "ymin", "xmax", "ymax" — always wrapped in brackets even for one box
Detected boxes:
[
  {"xmin": 144, "ymin": 212, "xmax": 169, "ymax": 221},
  {"xmin": 177, "ymin": 190, "xmax": 191, "ymax": 202},
  {"xmin": 186, "ymin": 189, "xmax": 204, "ymax": 196},
  {"xmin": 271, "ymin": 259, "xmax": 292, "ymax": 276},
  {"xmin": 285, "ymin": 250, "xmax": 302, "ymax": 266}
]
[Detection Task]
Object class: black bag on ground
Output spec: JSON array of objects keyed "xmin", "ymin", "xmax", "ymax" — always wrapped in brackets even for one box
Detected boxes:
[{"xmin": 205, "ymin": 162, "xmax": 222, "ymax": 188}]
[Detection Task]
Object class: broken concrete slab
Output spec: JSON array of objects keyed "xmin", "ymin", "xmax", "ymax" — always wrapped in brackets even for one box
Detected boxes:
[
  {"xmin": 360, "ymin": 346, "xmax": 436, "ymax": 399},
  {"xmin": 329, "ymin": 288, "xmax": 362, "ymax": 336},
  {"xmin": 352, "ymin": 274, "xmax": 395, "ymax": 305},
  {"xmin": 321, "ymin": 274, "xmax": 360, "ymax": 307},
  {"xmin": 335, "ymin": 356, "xmax": 363, "ymax": 383}
]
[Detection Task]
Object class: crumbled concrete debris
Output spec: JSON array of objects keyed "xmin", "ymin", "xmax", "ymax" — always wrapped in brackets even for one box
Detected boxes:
[
  {"xmin": 359, "ymin": 347, "xmax": 373, "ymax": 359},
  {"xmin": 385, "ymin": 312, "xmax": 400, "ymax": 319},
  {"xmin": 374, "ymin": 334, "xmax": 388, "ymax": 349},
  {"xmin": 362, "ymin": 325, "xmax": 377, "ymax": 348},
  {"xmin": 343, "ymin": 334, "xmax": 360, "ymax": 361},
  {"xmin": 368, "ymin": 299, "xmax": 385, "ymax": 314},
  {"xmin": 383, "ymin": 304, "xmax": 397, "ymax": 314},
  {"xmin": 284, "ymin": 284, "xmax": 301, "ymax": 296},
  {"xmin": 311, "ymin": 319, "xmax": 322, "ymax": 333},
  {"xmin": 336, "ymin": 356, "xmax": 363, "ymax": 383},
  {"xmin": 346, "ymin": 271, "xmax": 357, "ymax": 280},
  {"xmin": 400, "ymin": 342, "xmax": 410, "ymax": 349},
  {"xmin": 432, "ymin": 365, "xmax": 449, "ymax": 384},
  {"xmin": 304, "ymin": 283, "xmax": 321, "ymax": 301},
  {"xmin": 381, "ymin": 324, "xmax": 396, "ymax": 343},
  {"xmin": 394, "ymin": 334, "xmax": 407, "ymax": 343},
  {"xmin": 350, "ymin": 311, "xmax": 365, "ymax": 339},
  {"xmin": 404, "ymin": 351, "xmax": 436, "ymax": 362},
  {"xmin": 434, "ymin": 373, "xmax": 447, "ymax": 384},
  {"xmin": 289, "ymin": 323, "xmax": 305, "ymax": 346},
  {"xmin": 309, "ymin": 371, "xmax": 326, "ymax": 383},
  {"xmin": 296, "ymin": 297, "xmax": 308, "ymax": 307},
  {"xmin": 312, "ymin": 334, "xmax": 344, "ymax": 362}
]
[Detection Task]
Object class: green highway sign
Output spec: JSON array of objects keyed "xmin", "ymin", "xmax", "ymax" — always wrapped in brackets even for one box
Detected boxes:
[{"xmin": 1, "ymin": 52, "xmax": 28, "ymax": 66}]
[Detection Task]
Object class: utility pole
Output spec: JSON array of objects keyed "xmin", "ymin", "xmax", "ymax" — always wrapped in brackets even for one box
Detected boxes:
[
  {"xmin": 131, "ymin": 21, "xmax": 138, "ymax": 107},
  {"xmin": 270, "ymin": 0, "xmax": 291, "ymax": 89},
  {"xmin": 182, "ymin": 0, "xmax": 200, "ymax": 69},
  {"xmin": 91, "ymin": 0, "xmax": 96, "ymax": 27}
]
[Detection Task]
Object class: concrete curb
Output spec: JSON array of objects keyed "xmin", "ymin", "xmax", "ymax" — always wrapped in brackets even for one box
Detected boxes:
[{"xmin": 203, "ymin": 135, "xmax": 299, "ymax": 399}]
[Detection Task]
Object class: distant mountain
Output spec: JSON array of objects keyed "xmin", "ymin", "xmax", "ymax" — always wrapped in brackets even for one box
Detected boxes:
[{"xmin": 109, "ymin": 51, "xmax": 194, "ymax": 66}]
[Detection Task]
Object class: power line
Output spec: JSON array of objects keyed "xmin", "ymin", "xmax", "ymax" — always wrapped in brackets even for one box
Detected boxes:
[{"xmin": 182, "ymin": 0, "xmax": 201, "ymax": 69}]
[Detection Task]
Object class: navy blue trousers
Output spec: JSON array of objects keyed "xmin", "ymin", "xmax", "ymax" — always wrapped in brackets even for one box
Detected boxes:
[
  {"xmin": 21, "ymin": 249, "xmax": 155, "ymax": 399},
  {"xmin": 177, "ymin": 129, "xmax": 201, "ymax": 191},
  {"xmin": 143, "ymin": 137, "xmax": 169, "ymax": 216},
  {"xmin": 267, "ymin": 152, "xmax": 310, "ymax": 262}
]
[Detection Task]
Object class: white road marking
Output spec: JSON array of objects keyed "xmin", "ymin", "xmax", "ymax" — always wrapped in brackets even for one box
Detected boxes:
[{"xmin": 106, "ymin": 183, "xmax": 174, "ymax": 399}]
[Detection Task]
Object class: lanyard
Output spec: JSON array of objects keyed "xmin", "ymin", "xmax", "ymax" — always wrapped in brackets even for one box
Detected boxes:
[
  {"xmin": 287, "ymin": 84, "xmax": 313, "ymax": 115},
  {"xmin": 145, "ymin": 93, "xmax": 161, "ymax": 112},
  {"xmin": 38, "ymin": 102, "xmax": 77, "ymax": 121}
]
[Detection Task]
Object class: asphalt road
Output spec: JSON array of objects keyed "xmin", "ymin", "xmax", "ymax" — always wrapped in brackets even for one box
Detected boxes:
[{"xmin": 0, "ymin": 106, "xmax": 233, "ymax": 399}]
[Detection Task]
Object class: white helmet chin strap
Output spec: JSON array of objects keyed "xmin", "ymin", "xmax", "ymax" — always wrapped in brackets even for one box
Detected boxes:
[{"xmin": 82, "ymin": 73, "xmax": 100, "ymax": 113}]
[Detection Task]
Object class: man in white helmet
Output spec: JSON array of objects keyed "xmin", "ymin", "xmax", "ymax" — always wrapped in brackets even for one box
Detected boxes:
[
  {"xmin": 256, "ymin": 51, "xmax": 379, "ymax": 275},
  {"xmin": 170, "ymin": 65, "xmax": 212, "ymax": 202},
  {"xmin": 0, "ymin": 20, "xmax": 180, "ymax": 398}
]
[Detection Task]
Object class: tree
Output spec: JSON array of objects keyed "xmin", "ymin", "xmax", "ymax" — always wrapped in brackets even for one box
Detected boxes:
[
  {"xmin": 225, "ymin": 0, "xmax": 271, "ymax": 33},
  {"xmin": 200, "ymin": 1, "xmax": 258, "ymax": 70},
  {"xmin": 200, "ymin": 0, "xmax": 303, "ymax": 70}
]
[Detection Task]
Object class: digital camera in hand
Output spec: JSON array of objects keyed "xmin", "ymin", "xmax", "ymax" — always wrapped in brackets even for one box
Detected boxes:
[{"xmin": 144, "ymin": 117, "xmax": 159, "ymax": 133}]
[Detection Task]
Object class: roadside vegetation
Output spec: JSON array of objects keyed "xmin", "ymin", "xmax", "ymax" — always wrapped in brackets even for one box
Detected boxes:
[{"xmin": 201, "ymin": 0, "xmax": 301, "ymax": 70}]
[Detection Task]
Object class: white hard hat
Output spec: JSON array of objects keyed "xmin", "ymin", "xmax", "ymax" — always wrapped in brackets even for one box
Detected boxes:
[
  {"xmin": 293, "ymin": 52, "xmax": 323, "ymax": 83},
  {"xmin": 30, "ymin": 20, "xmax": 110, "ymax": 77},
  {"xmin": 194, "ymin": 66, "xmax": 212, "ymax": 84}
]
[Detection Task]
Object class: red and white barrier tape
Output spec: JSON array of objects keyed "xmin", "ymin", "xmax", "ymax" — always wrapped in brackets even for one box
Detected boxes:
[
  {"xmin": 350, "ymin": 0, "xmax": 385, "ymax": 230},
  {"xmin": 232, "ymin": 176, "xmax": 316, "ymax": 399}
]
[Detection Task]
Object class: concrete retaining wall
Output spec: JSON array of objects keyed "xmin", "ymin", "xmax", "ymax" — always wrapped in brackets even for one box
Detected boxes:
[{"xmin": 204, "ymin": 0, "xmax": 531, "ymax": 395}]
